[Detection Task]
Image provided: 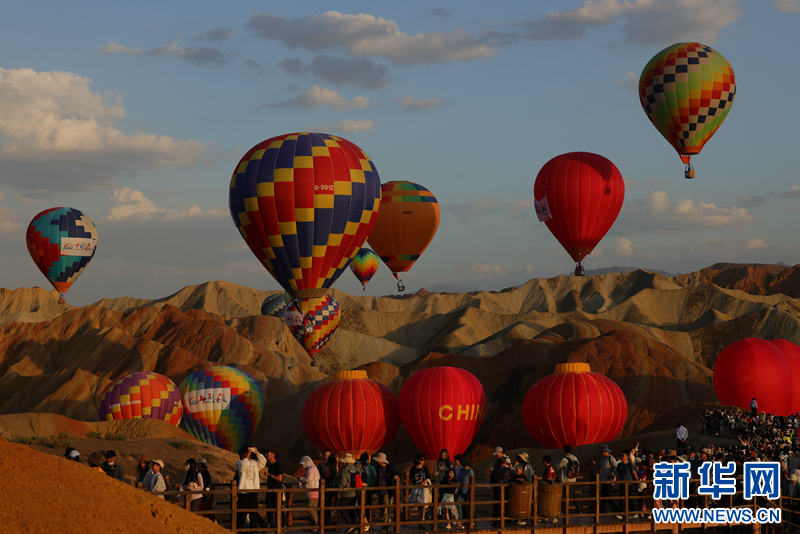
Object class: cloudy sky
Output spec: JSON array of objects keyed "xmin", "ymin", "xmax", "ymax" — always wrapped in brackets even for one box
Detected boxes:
[{"xmin": 1, "ymin": 0, "xmax": 799, "ymax": 305}]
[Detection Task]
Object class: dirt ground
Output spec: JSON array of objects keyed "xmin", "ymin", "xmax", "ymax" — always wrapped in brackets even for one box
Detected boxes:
[{"xmin": 0, "ymin": 439, "xmax": 232, "ymax": 534}]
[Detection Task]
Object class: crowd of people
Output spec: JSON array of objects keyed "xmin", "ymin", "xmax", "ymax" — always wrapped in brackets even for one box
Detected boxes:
[{"xmin": 59, "ymin": 410, "xmax": 800, "ymax": 534}]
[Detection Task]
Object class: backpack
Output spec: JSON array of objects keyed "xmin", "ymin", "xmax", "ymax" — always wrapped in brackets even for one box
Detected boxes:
[
  {"xmin": 354, "ymin": 471, "xmax": 364, "ymax": 488},
  {"xmin": 565, "ymin": 456, "xmax": 580, "ymax": 479}
]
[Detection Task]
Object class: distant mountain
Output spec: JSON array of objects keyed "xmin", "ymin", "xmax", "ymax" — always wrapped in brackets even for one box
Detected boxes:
[
  {"xmin": 568, "ymin": 266, "xmax": 677, "ymax": 277},
  {"xmin": 424, "ymin": 283, "xmax": 480, "ymax": 293}
]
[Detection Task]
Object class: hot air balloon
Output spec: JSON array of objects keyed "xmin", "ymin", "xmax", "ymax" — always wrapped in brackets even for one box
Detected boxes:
[
  {"xmin": 399, "ymin": 367, "xmax": 485, "ymax": 459},
  {"xmin": 98, "ymin": 372, "xmax": 183, "ymax": 425},
  {"xmin": 302, "ymin": 370, "xmax": 401, "ymax": 457},
  {"xmin": 179, "ymin": 366, "xmax": 264, "ymax": 452},
  {"xmin": 639, "ymin": 42, "xmax": 736, "ymax": 179},
  {"xmin": 350, "ymin": 248, "xmax": 380, "ymax": 290},
  {"xmin": 713, "ymin": 338, "xmax": 792, "ymax": 416},
  {"xmin": 770, "ymin": 339, "xmax": 800, "ymax": 414},
  {"xmin": 285, "ymin": 294, "xmax": 340, "ymax": 363},
  {"xmin": 261, "ymin": 292, "xmax": 290, "ymax": 317},
  {"xmin": 367, "ymin": 181, "xmax": 440, "ymax": 292},
  {"xmin": 521, "ymin": 363, "xmax": 627, "ymax": 449},
  {"xmin": 26, "ymin": 207, "xmax": 98, "ymax": 305},
  {"xmin": 533, "ymin": 152, "xmax": 624, "ymax": 275},
  {"xmin": 228, "ymin": 132, "xmax": 381, "ymax": 299}
]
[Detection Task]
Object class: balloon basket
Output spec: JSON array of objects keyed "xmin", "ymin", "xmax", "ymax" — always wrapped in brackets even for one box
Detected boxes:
[
  {"xmin": 310, "ymin": 360, "xmax": 317, "ymax": 367},
  {"xmin": 57, "ymin": 293, "xmax": 66, "ymax": 305},
  {"xmin": 684, "ymin": 164, "xmax": 695, "ymax": 179},
  {"xmin": 397, "ymin": 280, "xmax": 405, "ymax": 292}
]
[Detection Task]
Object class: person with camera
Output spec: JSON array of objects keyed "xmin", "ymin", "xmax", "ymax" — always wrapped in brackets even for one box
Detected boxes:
[{"xmin": 237, "ymin": 446, "xmax": 268, "ymax": 532}]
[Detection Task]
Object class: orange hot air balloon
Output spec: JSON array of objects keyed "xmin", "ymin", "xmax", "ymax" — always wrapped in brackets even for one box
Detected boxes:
[{"xmin": 367, "ymin": 181, "xmax": 439, "ymax": 292}]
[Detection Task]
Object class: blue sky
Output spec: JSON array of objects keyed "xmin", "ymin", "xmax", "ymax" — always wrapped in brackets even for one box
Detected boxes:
[{"xmin": 0, "ymin": 0, "xmax": 799, "ymax": 305}]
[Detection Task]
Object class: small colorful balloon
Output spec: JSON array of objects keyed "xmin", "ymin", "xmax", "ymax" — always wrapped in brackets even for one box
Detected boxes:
[
  {"xmin": 98, "ymin": 372, "xmax": 182, "ymax": 425},
  {"xmin": 350, "ymin": 248, "xmax": 380, "ymax": 290},
  {"xmin": 285, "ymin": 294, "xmax": 340, "ymax": 366}
]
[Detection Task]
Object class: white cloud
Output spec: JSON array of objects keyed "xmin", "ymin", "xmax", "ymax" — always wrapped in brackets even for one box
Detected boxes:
[
  {"xmin": 510, "ymin": 196, "xmax": 535, "ymax": 218},
  {"xmin": 0, "ymin": 68, "xmax": 211, "ymax": 191},
  {"xmin": 444, "ymin": 198, "xmax": 503, "ymax": 222},
  {"xmin": 774, "ymin": 185, "xmax": 800, "ymax": 199},
  {"xmin": 615, "ymin": 237, "xmax": 634, "ymax": 257},
  {"xmin": 264, "ymin": 86, "xmax": 369, "ymax": 110},
  {"xmin": 394, "ymin": 95, "xmax": 446, "ymax": 111},
  {"xmin": 100, "ymin": 41, "xmax": 232, "ymax": 66},
  {"xmin": 306, "ymin": 120, "xmax": 377, "ymax": 133},
  {"xmin": 744, "ymin": 237, "xmax": 769, "ymax": 250},
  {"xmin": 738, "ymin": 195, "xmax": 765, "ymax": 208},
  {"xmin": 776, "ymin": 0, "xmax": 800, "ymax": 13},
  {"xmin": 192, "ymin": 27, "xmax": 236, "ymax": 42},
  {"xmin": 106, "ymin": 187, "xmax": 226, "ymax": 222},
  {"xmin": 279, "ymin": 55, "xmax": 392, "ymax": 90},
  {"xmin": 618, "ymin": 190, "xmax": 756, "ymax": 232},
  {"xmin": 246, "ymin": 11, "xmax": 498, "ymax": 65},
  {"xmin": 614, "ymin": 71, "xmax": 638, "ymax": 92},
  {"xmin": 521, "ymin": 0, "xmax": 741, "ymax": 46},
  {"xmin": 454, "ymin": 263, "xmax": 508, "ymax": 278}
]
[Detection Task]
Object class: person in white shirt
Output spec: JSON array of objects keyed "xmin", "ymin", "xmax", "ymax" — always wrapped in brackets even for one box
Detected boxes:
[
  {"xmin": 236, "ymin": 446, "xmax": 268, "ymax": 532},
  {"xmin": 676, "ymin": 423, "xmax": 689, "ymax": 452}
]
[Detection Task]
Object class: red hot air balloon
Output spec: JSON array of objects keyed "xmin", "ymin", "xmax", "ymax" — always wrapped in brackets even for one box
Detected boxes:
[
  {"xmin": 533, "ymin": 152, "xmax": 625, "ymax": 276},
  {"xmin": 770, "ymin": 339, "xmax": 800, "ymax": 414},
  {"xmin": 302, "ymin": 370, "xmax": 400, "ymax": 457},
  {"xmin": 399, "ymin": 367, "xmax": 486, "ymax": 459},
  {"xmin": 522, "ymin": 363, "xmax": 627, "ymax": 449},
  {"xmin": 713, "ymin": 338, "xmax": 792, "ymax": 416}
]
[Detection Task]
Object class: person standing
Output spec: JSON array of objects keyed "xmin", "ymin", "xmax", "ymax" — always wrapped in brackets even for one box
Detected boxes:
[
  {"xmin": 338, "ymin": 453, "xmax": 363, "ymax": 533},
  {"xmin": 454, "ymin": 456, "xmax": 474, "ymax": 525},
  {"xmin": 598, "ymin": 445, "xmax": 620, "ymax": 515},
  {"xmin": 196, "ymin": 458, "xmax": 215, "ymax": 520},
  {"xmin": 101, "ymin": 450, "xmax": 126, "ymax": 482},
  {"xmin": 300, "ymin": 456, "xmax": 320, "ymax": 528},
  {"xmin": 180, "ymin": 458, "xmax": 205, "ymax": 512},
  {"xmin": 373, "ymin": 453, "xmax": 398, "ymax": 532},
  {"xmin": 409, "ymin": 453, "xmax": 431, "ymax": 529},
  {"xmin": 489, "ymin": 456, "xmax": 514, "ymax": 527},
  {"xmin": 148, "ymin": 460, "xmax": 167, "ymax": 499},
  {"xmin": 319, "ymin": 453, "xmax": 339, "ymax": 526},
  {"xmin": 515, "ymin": 453, "xmax": 534, "ymax": 482},
  {"xmin": 135, "ymin": 455, "xmax": 152, "ymax": 489},
  {"xmin": 265, "ymin": 448, "xmax": 284, "ymax": 528},
  {"xmin": 676, "ymin": 423, "xmax": 688, "ymax": 452},
  {"xmin": 236, "ymin": 446, "xmax": 268, "ymax": 532},
  {"xmin": 617, "ymin": 448, "xmax": 639, "ymax": 517},
  {"xmin": 556, "ymin": 445, "xmax": 583, "ymax": 516},
  {"xmin": 752, "ymin": 397, "xmax": 758, "ymax": 415}
]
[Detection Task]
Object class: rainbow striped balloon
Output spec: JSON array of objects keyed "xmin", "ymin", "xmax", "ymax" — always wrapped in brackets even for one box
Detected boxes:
[
  {"xmin": 179, "ymin": 366, "xmax": 264, "ymax": 452},
  {"xmin": 349, "ymin": 248, "xmax": 380, "ymax": 290},
  {"xmin": 98, "ymin": 372, "xmax": 182, "ymax": 425}
]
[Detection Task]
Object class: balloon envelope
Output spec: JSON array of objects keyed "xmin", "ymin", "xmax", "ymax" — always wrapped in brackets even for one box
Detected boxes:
[
  {"xmin": 285, "ymin": 294, "xmax": 341, "ymax": 360},
  {"xmin": 639, "ymin": 42, "xmax": 736, "ymax": 166},
  {"xmin": 98, "ymin": 372, "xmax": 182, "ymax": 425},
  {"xmin": 302, "ymin": 370, "xmax": 400, "ymax": 457},
  {"xmin": 26, "ymin": 207, "xmax": 98, "ymax": 295},
  {"xmin": 533, "ymin": 152, "xmax": 624, "ymax": 263},
  {"xmin": 522, "ymin": 363, "xmax": 627, "ymax": 449},
  {"xmin": 713, "ymin": 338, "xmax": 792, "ymax": 416},
  {"xmin": 769, "ymin": 339, "xmax": 800, "ymax": 414},
  {"xmin": 261, "ymin": 293, "xmax": 287, "ymax": 317},
  {"xmin": 399, "ymin": 367, "xmax": 485, "ymax": 459},
  {"xmin": 367, "ymin": 181, "xmax": 439, "ymax": 278},
  {"xmin": 179, "ymin": 366, "xmax": 264, "ymax": 452},
  {"xmin": 228, "ymin": 132, "xmax": 382, "ymax": 299},
  {"xmin": 350, "ymin": 248, "xmax": 380, "ymax": 289}
]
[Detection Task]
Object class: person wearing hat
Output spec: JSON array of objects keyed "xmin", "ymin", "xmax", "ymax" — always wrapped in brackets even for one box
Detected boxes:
[
  {"xmin": 64, "ymin": 448, "xmax": 80, "ymax": 462},
  {"xmin": 373, "ymin": 452, "xmax": 399, "ymax": 532},
  {"xmin": 597, "ymin": 445, "xmax": 621, "ymax": 516},
  {"xmin": 101, "ymin": 450, "xmax": 126, "ymax": 482},
  {"xmin": 338, "ymin": 452, "xmax": 364, "ymax": 532},
  {"xmin": 489, "ymin": 455, "xmax": 514, "ymax": 527},
  {"xmin": 148, "ymin": 460, "xmax": 167, "ymax": 499},
  {"xmin": 300, "ymin": 456, "xmax": 320, "ymax": 528},
  {"xmin": 487, "ymin": 446, "xmax": 505, "ymax": 476},
  {"xmin": 135, "ymin": 455, "xmax": 152, "ymax": 488},
  {"xmin": 196, "ymin": 457, "xmax": 216, "ymax": 519},
  {"xmin": 515, "ymin": 453, "xmax": 533, "ymax": 482},
  {"xmin": 236, "ymin": 446, "xmax": 267, "ymax": 532},
  {"xmin": 88, "ymin": 452, "xmax": 105, "ymax": 473}
]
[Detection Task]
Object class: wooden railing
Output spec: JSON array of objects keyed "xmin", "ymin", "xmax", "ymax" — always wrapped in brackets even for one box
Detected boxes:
[{"xmin": 143, "ymin": 475, "xmax": 787, "ymax": 533}]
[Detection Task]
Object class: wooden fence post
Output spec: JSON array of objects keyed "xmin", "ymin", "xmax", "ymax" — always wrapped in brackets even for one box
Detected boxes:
[
  {"xmin": 359, "ymin": 485, "xmax": 367, "ymax": 534},
  {"xmin": 231, "ymin": 481, "xmax": 238, "ymax": 533},
  {"xmin": 277, "ymin": 488, "xmax": 283, "ymax": 534},
  {"xmin": 469, "ymin": 476, "xmax": 475, "ymax": 531},
  {"xmin": 595, "ymin": 475, "xmax": 601, "ymax": 527},
  {"xmin": 320, "ymin": 479, "xmax": 326, "ymax": 534},
  {"xmin": 432, "ymin": 485, "xmax": 438, "ymax": 532},
  {"xmin": 404, "ymin": 473, "xmax": 410, "ymax": 522},
  {"xmin": 394, "ymin": 479, "xmax": 401, "ymax": 533}
]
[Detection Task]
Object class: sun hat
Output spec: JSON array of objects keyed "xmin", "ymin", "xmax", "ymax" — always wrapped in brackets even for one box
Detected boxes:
[
  {"xmin": 69, "ymin": 450, "xmax": 80, "ymax": 459},
  {"xmin": 600, "ymin": 445, "xmax": 612, "ymax": 453},
  {"xmin": 342, "ymin": 453, "xmax": 356, "ymax": 464},
  {"xmin": 373, "ymin": 452, "xmax": 389, "ymax": 464},
  {"xmin": 153, "ymin": 459, "xmax": 164, "ymax": 469},
  {"xmin": 89, "ymin": 452, "xmax": 104, "ymax": 467},
  {"xmin": 140, "ymin": 455, "xmax": 150, "ymax": 463},
  {"xmin": 516, "ymin": 452, "xmax": 530, "ymax": 464}
]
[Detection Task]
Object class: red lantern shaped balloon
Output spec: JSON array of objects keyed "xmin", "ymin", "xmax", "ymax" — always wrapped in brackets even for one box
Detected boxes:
[
  {"xmin": 399, "ymin": 367, "xmax": 486, "ymax": 459},
  {"xmin": 522, "ymin": 363, "xmax": 627, "ymax": 449},
  {"xmin": 714, "ymin": 338, "xmax": 792, "ymax": 415},
  {"xmin": 302, "ymin": 370, "xmax": 400, "ymax": 457},
  {"xmin": 770, "ymin": 339, "xmax": 800, "ymax": 414}
]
